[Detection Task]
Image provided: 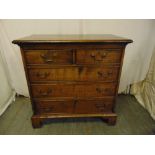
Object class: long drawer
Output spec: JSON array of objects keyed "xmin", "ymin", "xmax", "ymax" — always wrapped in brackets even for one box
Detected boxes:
[
  {"xmin": 33, "ymin": 98, "xmax": 114, "ymax": 114},
  {"xmin": 28, "ymin": 66, "xmax": 120, "ymax": 82},
  {"xmin": 31, "ymin": 83, "xmax": 117, "ymax": 98}
]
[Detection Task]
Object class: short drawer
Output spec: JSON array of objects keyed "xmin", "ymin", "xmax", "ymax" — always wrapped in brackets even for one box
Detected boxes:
[
  {"xmin": 31, "ymin": 83, "xmax": 117, "ymax": 98},
  {"xmin": 24, "ymin": 49, "xmax": 73, "ymax": 65},
  {"xmin": 28, "ymin": 66, "xmax": 120, "ymax": 82},
  {"xmin": 33, "ymin": 100, "xmax": 74, "ymax": 114},
  {"xmin": 75, "ymin": 98, "xmax": 114, "ymax": 114},
  {"xmin": 76, "ymin": 49, "xmax": 122, "ymax": 65}
]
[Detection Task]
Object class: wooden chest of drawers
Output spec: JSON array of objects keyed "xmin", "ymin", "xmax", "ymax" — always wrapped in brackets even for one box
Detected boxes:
[{"xmin": 13, "ymin": 34, "xmax": 132, "ymax": 128}]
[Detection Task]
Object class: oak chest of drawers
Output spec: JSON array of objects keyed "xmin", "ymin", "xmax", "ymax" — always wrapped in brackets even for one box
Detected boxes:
[{"xmin": 13, "ymin": 34, "xmax": 132, "ymax": 128}]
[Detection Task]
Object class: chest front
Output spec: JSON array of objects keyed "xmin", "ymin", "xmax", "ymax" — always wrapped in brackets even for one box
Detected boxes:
[{"xmin": 13, "ymin": 35, "xmax": 132, "ymax": 128}]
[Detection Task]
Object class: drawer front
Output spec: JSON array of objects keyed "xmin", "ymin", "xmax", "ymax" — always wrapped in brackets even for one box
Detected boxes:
[
  {"xmin": 34, "ymin": 100, "xmax": 74, "ymax": 114},
  {"xmin": 31, "ymin": 83, "xmax": 117, "ymax": 98},
  {"xmin": 24, "ymin": 49, "xmax": 73, "ymax": 65},
  {"xmin": 75, "ymin": 98, "xmax": 114, "ymax": 114},
  {"xmin": 76, "ymin": 49, "xmax": 122, "ymax": 64},
  {"xmin": 28, "ymin": 66, "xmax": 119, "ymax": 82}
]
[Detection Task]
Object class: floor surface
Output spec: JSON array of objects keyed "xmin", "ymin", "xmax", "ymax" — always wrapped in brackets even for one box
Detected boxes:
[{"xmin": 0, "ymin": 95, "xmax": 155, "ymax": 135}]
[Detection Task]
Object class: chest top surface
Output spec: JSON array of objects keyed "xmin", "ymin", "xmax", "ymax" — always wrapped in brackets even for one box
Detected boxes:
[{"xmin": 12, "ymin": 34, "xmax": 133, "ymax": 44}]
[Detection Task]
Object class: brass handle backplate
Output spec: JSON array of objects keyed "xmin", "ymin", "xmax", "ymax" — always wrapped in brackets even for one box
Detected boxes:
[
  {"xmin": 97, "ymin": 71, "xmax": 113, "ymax": 78},
  {"xmin": 40, "ymin": 54, "xmax": 54, "ymax": 62},
  {"xmin": 36, "ymin": 72, "xmax": 50, "ymax": 79},
  {"xmin": 95, "ymin": 103, "xmax": 106, "ymax": 112},
  {"xmin": 43, "ymin": 107, "xmax": 54, "ymax": 112},
  {"xmin": 38, "ymin": 88, "xmax": 52, "ymax": 96},
  {"xmin": 90, "ymin": 51, "xmax": 107, "ymax": 61},
  {"xmin": 96, "ymin": 87, "xmax": 111, "ymax": 94},
  {"xmin": 40, "ymin": 51, "xmax": 58, "ymax": 63}
]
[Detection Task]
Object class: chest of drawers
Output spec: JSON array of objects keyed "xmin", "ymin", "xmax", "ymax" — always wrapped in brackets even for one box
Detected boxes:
[{"xmin": 13, "ymin": 34, "xmax": 132, "ymax": 128}]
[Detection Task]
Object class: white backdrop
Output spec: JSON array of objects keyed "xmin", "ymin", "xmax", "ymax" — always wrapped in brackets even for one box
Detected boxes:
[
  {"xmin": 0, "ymin": 19, "xmax": 155, "ymax": 97},
  {"xmin": 0, "ymin": 51, "xmax": 15, "ymax": 116},
  {"xmin": 0, "ymin": 23, "xmax": 16, "ymax": 116}
]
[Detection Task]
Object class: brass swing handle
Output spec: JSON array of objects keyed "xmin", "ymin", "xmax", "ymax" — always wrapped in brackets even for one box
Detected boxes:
[
  {"xmin": 90, "ymin": 52, "xmax": 107, "ymax": 61},
  {"xmin": 95, "ymin": 103, "xmax": 106, "ymax": 112},
  {"xmin": 95, "ymin": 103, "xmax": 106, "ymax": 108},
  {"xmin": 38, "ymin": 89, "xmax": 52, "ymax": 96},
  {"xmin": 40, "ymin": 52, "xmax": 57, "ymax": 63},
  {"xmin": 36, "ymin": 72, "xmax": 50, "ymax": 79},
  {"xmin": 96, "ymin": 87, "xmax": 111, "ymax": 94},
  {"xmin": 97, "ymin": 71, "xmax": 113, "ymax": 78},
  {"xmin": 40, "ymin": 54, "xmax": 53, "ymax": 63},
  {"xmin": 42, "ymin": 106, "xmax": 54, "ymax": 112}
]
